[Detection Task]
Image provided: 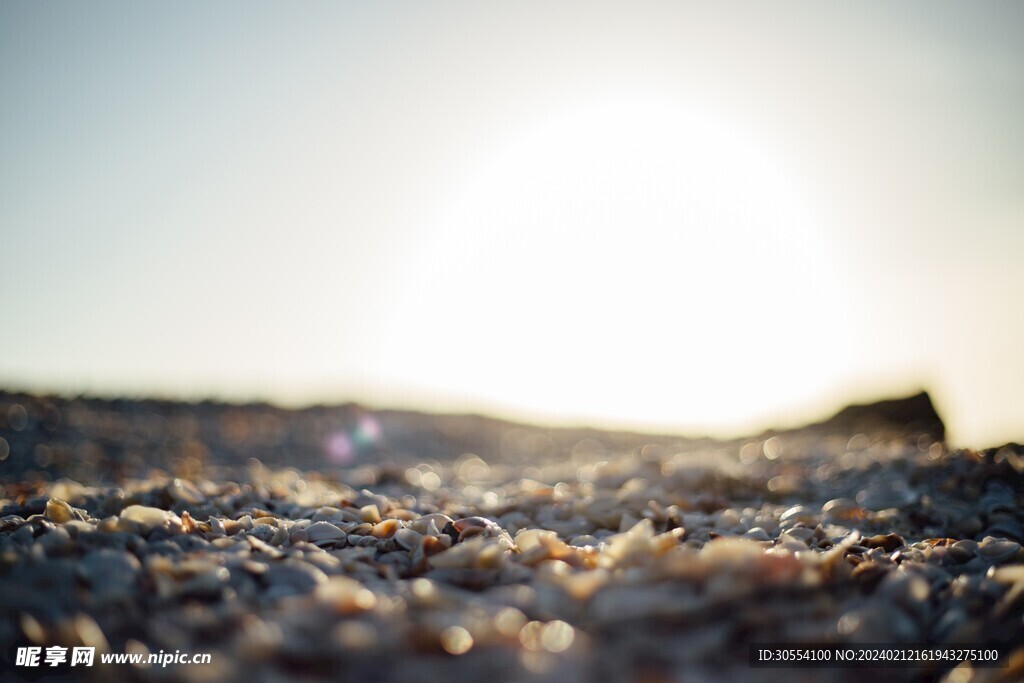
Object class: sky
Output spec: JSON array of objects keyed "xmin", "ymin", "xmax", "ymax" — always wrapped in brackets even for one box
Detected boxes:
[{"xmin": 2, "ymin": 1, "xmax": 1022, "ymax": 447}]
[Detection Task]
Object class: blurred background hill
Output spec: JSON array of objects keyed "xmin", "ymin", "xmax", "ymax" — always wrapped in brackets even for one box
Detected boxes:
[{"xmin": 0, "ymin": 388, "xmax": 947, "ymax": 486}]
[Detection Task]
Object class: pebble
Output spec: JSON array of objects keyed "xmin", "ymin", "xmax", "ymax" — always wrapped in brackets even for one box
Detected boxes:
[{"xmin": 976, "ymin": 536, "xmax": 1022, "ymax": 563}]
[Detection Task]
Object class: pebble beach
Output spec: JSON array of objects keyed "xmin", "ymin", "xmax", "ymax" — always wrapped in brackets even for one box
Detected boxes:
[{"xmin": 1, "ymin": 390, "xmax": 1022, "ymax": 682}]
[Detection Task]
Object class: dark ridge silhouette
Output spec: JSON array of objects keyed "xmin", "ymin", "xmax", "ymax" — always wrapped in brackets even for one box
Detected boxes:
[{"xmin": 813, "ymin": 390, "xmax": 944, "ymax": 440}]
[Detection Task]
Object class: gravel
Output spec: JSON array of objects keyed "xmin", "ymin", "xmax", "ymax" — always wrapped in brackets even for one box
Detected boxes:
[{"xmin": 1, "ymin": 391, "xmax": 1022, "ymax": 682}]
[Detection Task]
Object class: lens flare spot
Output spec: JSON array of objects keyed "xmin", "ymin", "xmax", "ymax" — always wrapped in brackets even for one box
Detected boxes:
[
  {"xmin": 322, "ymin": 414, "xmax": 382, "ymax": 465},
  {"xmin": 324, "ymin": 432, "xmax": 355, "ymax": 465}
]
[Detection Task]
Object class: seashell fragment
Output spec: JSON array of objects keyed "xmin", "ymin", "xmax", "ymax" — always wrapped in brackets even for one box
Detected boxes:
[
  {"xmin": 44, "ymin": 498, "xmax": 75, "ymax": 524},
  {"xmin": 779, "ymin": 505, "xmax": 817, "ymax": 527},
  {"xmin": 359, "ymin": 505, "xmax": 382, "ymax": 524},
  {"xmin": 297, "ymin": 521, "xmax": 347, "ymax": 548},
  {"xmin": 861, "ymin": 533, "xmax": 905, "ymax": 553},
  {"xmin": 427, "ymin": 535, "xmax": 512, "ymax": 571},
  {"xmin": 821, "ymin": 498, "xmax": 867, "ymax": 523},
  {"xmin": 371, "ymin": 519, "xmax": 400, "ymax": 539},
  {"xmin": 394, "ymin": 527, "xmax": 423, "ymax": 550},
  {"xmin": 411, "ymin": 513, "xmax": 454, "ymax": 535},
  {"xmin": 120, "ymin": 505, "xmax": 180, "ymax": 532}
]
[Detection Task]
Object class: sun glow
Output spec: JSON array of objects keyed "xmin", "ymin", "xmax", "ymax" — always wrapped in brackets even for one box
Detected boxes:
[{"xmin": 381, "ymin": 96, "xmax": 854, "ymax": 433}]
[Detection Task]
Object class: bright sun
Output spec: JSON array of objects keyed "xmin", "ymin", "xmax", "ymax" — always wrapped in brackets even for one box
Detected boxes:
[{"xmin": 383, "ymin": 96, "xmax": 852, "ymax": 433}]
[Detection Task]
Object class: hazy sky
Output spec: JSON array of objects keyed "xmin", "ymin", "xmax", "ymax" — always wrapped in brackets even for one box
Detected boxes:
[{"xmin": 2, "ymin": 2, "xmax": 1022, "ymax": 446}]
